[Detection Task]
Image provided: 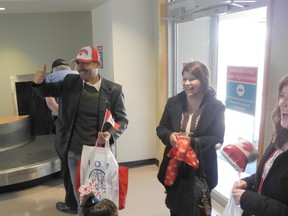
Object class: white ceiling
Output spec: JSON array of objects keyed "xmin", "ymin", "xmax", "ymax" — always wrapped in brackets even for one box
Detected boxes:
[{"xmin": 0, "ymin": 0, "xmax": 107, "ymax": 14}]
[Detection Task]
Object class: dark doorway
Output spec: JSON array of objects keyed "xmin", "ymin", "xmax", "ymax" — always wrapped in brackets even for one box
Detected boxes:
[{"xmin": 15, "ymin": 81, "xmax": 54, "ymax": 135}]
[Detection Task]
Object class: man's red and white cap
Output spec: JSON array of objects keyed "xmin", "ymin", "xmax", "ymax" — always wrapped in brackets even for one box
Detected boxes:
[{"xmin": 75, "ymin": 46, "xmax": 101, "ymax": 63}]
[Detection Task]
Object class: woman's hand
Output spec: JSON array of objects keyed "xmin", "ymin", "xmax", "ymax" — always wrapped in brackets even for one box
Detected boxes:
[
  {"xmin": 233, "ymin": 180, "xmax": 248, "ymax": 190},
  {"xmin": 169, "ymin": 132, "xmax": 181, "ymax": 147},
  {"xmin": 169, "ymin": 132, "xmax": 178, "ymax": 147},
  {"xmin": 169, "ymin": 132, "xmax": 190, "ymax": 147},
  {"xmin": 231, "ymin": 180, "xmax": 247, "ymax": 205},
  {"xmin": 232, "ymin": 188, "xmax": 245, "ymax": 205}
]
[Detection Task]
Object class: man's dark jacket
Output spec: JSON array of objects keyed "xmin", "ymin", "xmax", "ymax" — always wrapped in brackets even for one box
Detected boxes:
[{"xmin": 32, "ymin": 74, "xmax": 128, "ymax": 156}]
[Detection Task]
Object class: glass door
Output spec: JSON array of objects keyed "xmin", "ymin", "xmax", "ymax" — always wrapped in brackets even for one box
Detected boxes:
[
  {"xmin": 215, "ymin": 7, "xmax": 267, "ymax": 199},
  {"xmin": 172, "ymin": 6, "xmax": 267, "ymax": 202},
  {"xmin": 175, "ymin": 17, "xmax": 211, "ymax": 93}
]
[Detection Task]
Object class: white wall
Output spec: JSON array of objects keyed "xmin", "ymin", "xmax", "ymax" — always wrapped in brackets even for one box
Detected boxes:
[
  {"xmin": 91, "ymin": 1, "xmax": 114, "ymax": 81},
  {"xmin": 91, "ymin": 0, "xmax": 158, "ymax": 163},
  {"xmin": 0, "ymin": 12, "xmax": 93, "ymax": 116},
  {"xmin": 263, "ymin": 0, "xmax": 288, "ymax": 149}
]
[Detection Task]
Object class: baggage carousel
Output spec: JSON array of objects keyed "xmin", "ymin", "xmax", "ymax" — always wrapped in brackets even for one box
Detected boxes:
[{"xmin": 0, "ymin": 116, "xmax": 60, "ymax": 188}]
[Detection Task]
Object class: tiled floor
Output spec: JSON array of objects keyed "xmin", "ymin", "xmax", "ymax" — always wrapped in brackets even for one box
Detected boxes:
[{"xmin": 0, "ymin": 165, "xmax": 223, "ymax": 216}]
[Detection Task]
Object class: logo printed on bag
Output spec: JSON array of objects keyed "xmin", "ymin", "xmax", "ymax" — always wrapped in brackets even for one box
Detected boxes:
[
  {"xmin": 87, "ymin": 160, "xmax": 107, "ymax": 191},
  {"xmin": 87, "ymin": 160, "xmax": 114, "ymax": 192},
  {"xmin": 89, "ymin": 169, "xmax": 106, "ymax": 191}
]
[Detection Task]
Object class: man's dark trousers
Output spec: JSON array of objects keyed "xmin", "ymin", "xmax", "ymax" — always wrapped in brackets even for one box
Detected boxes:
[{"xmin": 55, "ymin": 118, "xmax": 77, "ymax": 209}]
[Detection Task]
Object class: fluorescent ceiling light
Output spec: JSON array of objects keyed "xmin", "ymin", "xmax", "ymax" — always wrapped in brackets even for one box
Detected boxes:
[{"xmin": 234, "ymin": 0, "xmax": 256, "ymax": 2}]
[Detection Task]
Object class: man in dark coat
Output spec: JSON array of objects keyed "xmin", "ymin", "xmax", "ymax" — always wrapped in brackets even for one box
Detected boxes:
[{"xmin": 32, "ymin": 46, "xmax": 128, "ymax": 215}]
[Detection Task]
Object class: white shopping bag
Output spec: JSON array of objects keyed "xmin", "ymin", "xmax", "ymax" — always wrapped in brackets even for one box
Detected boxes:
[
  {"xmin": 80, "ymin": 140, "xmax": 119, "ymax": 207},
  {"xmin": 222, "ymin": 195, "xmax": 243, "ymax": 216}
]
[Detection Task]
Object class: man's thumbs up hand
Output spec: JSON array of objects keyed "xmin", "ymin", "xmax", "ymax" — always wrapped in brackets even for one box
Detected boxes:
[{"xmin": 33, "ymin": 64, "xmax": 47, "ymax": 84}]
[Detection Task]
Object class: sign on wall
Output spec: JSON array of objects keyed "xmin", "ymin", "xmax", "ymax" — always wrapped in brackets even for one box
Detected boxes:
[
  {"xmin": 97, "ymin": 46, "xmax": 103, "ymax": 69},
  {"xmin": 226, "ymin": 66, "xmax": 258, "ymax": 115}
]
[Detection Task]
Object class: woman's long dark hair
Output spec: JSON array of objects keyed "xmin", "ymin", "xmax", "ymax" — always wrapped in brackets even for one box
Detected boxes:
[{"xmin": 272, "ymin": 74, "xmax": 288, "ymax": 148}]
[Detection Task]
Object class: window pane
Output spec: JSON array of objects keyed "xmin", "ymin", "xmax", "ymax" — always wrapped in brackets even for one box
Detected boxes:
[
  {"xmin": 176, "ymin": 17, "xmax": 210, "ymax": 93},
  {"xmin": 215, "ymin": 7, "xmax": 267, "ymax": 198}
]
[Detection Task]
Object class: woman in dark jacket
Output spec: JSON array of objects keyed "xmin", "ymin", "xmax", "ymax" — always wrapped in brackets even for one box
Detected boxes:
[
  {"xmin": 156, "ymin": 61, "xmax": 225, "ymax": 216},
  {"xmin": 232, "ymin": 75, "xmax": 288, "ymax": 216}
]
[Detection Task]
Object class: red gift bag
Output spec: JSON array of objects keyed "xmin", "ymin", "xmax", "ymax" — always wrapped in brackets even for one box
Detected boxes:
[
  {"xmin": 75, "ymin": 157, "xmax": 81, "ymax": 193},
  {"xmin": 118, "ymin": 166, "xmax": 129, "ymax": 210},
  {"xmin": 77, "ymin": 161, "xmax": 129, "ymax": 210}
]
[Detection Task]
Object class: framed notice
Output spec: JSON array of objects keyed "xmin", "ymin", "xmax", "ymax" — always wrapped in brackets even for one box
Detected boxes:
[
  {"xmin": 226, "ymin": 66, "xmax": 258, "ymax": 115},
  {"xmin": 97, "ymin": 46, "xmax": 103, "ymax": 69}
]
